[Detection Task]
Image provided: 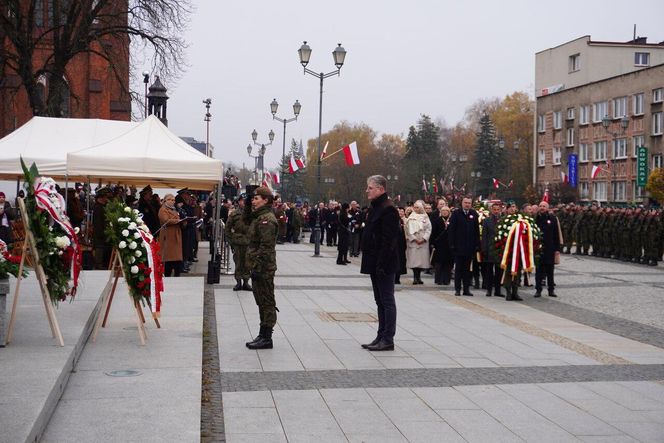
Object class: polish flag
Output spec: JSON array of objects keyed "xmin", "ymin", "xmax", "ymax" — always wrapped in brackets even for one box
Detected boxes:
[
  {"xmin": 272, "ymin": 171, "xmax": 280, "ymax": 185},
  {"xmin": 492, "ymin": 178, "xmax": 500, "ymax": 189},
  {"xmin": 507, "ymin": 179, "xmax": 514, "ymax": 188},
  {"xmin": 295, "ymin": 156, "xmax": 305, "ymax": 169},
  {"xmin": 543, "ymin": 188, "xmax": 550, "ymax": 203},
  {"xmin": 288, "ymin": 155, "xmax": 299, "ymax": 173},
  {"xmin": 561, "ymin": 171, "xmax": 569, "ymax": 183},
  {"xmin": 261, "ymin": 177, "xmax": 274, "ymax": 192},
  {"xmin": 320, "ymin": 141, "xmax": 329, "ymax": 161},
  {"xmin": 591, "ymin": 165, "xmax": 601, "ymax": 179},
  {"xmin": 342, "ymin": 142, "xmax": 360, "ymax": 166},
  {"xmin": 264, "ymin": 171, "xmax": 272, "ymax": 183}
]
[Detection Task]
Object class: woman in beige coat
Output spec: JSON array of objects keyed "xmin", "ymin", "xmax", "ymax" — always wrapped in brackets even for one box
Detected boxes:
[
  {"xmin": 158, "ymin": 194, "xmax": 183, "ymax": 277},
  {"xmin": 405, "ymin": 200, "xmax": 432, "ymax": 284}
]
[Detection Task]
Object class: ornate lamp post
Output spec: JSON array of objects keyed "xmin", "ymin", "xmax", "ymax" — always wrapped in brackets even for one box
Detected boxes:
[
  {"xmin": 142, "ymin": 71, "xmax": 150, "ymax": 118},
  {"xmin": 297, "ymin": 40, "xmax": 347, "ymax": 256},
  {"xmin": 271, "ymin": 98, "xmax": 301, "ymax": 198},
  {"xmin": 203, "ymin": 98, "xmax": 212, "ymax": 157},
  {"xmin": 247, "ymin": 129, "xmax": 274, "ymax": 184}
]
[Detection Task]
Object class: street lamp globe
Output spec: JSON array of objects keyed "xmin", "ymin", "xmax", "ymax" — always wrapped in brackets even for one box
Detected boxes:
[
  {"xmin": 477, "ymin": 171, "xmax": 482, "ymax": 178},
  {"xmin": 293, "ymin": 99, "xmax": 301, "ymax": 117},
  {"xmin": 298, "ymin": 41, "xmax": 312, "ymax": 67},
  {"xmin": 620, "ymin": 115, "xmax": 630, "ymax": 129},
  {"xmin": 260, "ymin": 145, "xmax": 267, "ymax": 156},
  {"xmin": 268, "ymin": 129, "xmax": 275, "ymax": 142},
  {"xmin": 499, "ymin": 138, "xmax": 505, "ymax": 149},
  {"xmin": 333, "ymin": 43, "xmax": 346, "ymax": 69},
  {"xmin": 270, "ymin": 98, "xmax": 278, "ymax": 116},
  {"xmin": 246, "ymin": 144, "xmax": 252, "ymax": 155},
  {"xmin": 602, "ymin": 115, "xmax": 611, "ymax": 129},
  {"xmin": 251, "ymin": 129, "xmax": 258, "ymax": 142}
]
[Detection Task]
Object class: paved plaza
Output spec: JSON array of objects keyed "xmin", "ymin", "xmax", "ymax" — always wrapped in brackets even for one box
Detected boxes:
[
  {"xmin": 216, "ymin": 242, "xmax": 664, "ymax": 442},
  {"xmin": 3, "ymin": 241, "xmax": 664, "ymax": 442}
]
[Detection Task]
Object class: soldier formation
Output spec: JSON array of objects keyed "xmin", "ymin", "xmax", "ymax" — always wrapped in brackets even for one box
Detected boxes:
[{"xmin": 557, "ymin": 203, "xmax": 663, "ymax": 266}]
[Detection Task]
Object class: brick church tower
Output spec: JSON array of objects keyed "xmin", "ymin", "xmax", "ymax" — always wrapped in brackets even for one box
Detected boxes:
[{"xmin": 0, "ymin": 0, "xmax": 131, "ymax": 138}]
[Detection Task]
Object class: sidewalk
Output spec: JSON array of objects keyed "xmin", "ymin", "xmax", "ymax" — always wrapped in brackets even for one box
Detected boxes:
[{"xmin": 217, "ymin": 242, "xmax": 664, "ymax": 442}]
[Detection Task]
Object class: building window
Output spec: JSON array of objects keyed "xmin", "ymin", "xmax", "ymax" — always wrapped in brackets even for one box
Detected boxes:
[
  {"xmin": 593, "ymin": 181, "xmax": 607, "ymax": 202},
  {"xmin": 633, "ymin": 182, "xmax": 644, "ymax": 200},
  {"xmin": 538, "ymin": 148, "xmax": 545, "ymax": 167},
  {"xmin": 654, "ymin": 154, "xmax": 663, "ymax": 169},
  {"xmin": 653, "ymin": 112, "xmax": 663, "ymax": 135},
  {"xmin": 612, "ymin": 97, "xmax": 627, "ymax": 118},
  {"xmin": 634, "ymin": 52, "xmax": 650, "ymax": 66},
  {"xmin": 537, "ymin": 114, "xmax": 545, "ymax": 133},
  {"xmin": 580, "ymin": 182, "xmax": 589, "ymax": 199},
  {"xmin": 566, "ymin": 107, "xmax": 575, "ymax": 120},
  {"xmin": 633, "ymin": 135, "xmax": 645, "ymax": 157},
  {"xmin": 612, "ymin": 181, "xmax": 626, "ymax": 201},
  {"xmin": 569, "ymin": 54, "xmax": 580, "ymax": 72},
  {"xmin": 579, "ymin": 105, "xmax": 590, "ymax": 125},
  {"xmin": 553, "ymin": 146, "xmax": 562, "ymax": 165},
  {"xmin": 593, "ymin": 101, "xmax": 608, "ymax": 123},
  {"xmin": 654, "ymin": 88, "xmax": 663, "ymax": 103},
  {"xmin": 579, "ymin": 143, "xmax": 589, "ymax": 162},
  {"xmin": 633, "ymin": 93, "xmax": 644, "ymax": 115},
  {"xmin": 593, "ymin": 141, "xmax": 607, "ymax": 161},
  {"xmin": 613, "ymin": 138, "xmax": 627, "ymax": 159},
  {"xmin": 566, "ymin": 128, "xmax": 575, "ymax": 147},
  {"xmin": 553, "ymin": 111, "xmax": 562, "ymax": 130}
]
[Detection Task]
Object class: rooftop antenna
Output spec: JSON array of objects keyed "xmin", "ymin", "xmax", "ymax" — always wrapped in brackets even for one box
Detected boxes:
[{"xmin": 633, "ymin": 24, "xmax": 636, "ymax": 42}]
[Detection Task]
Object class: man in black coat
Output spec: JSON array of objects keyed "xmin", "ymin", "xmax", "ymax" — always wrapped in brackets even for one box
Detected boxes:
[
  {"xmin": 308, "ymin": 202, "xmax": 326, "ymax": 244},
  {"xmin": 535, "ymin": 201, "xmax": 561, "ymax": 297},
  {"xmin": 448, "ymin": 196, "xmax": 480, "ymax": 296},
  {"xmin": 481, "ymin": 202, "xmax": 504, "ymax": 297},
  {"xmin": 360, "ymin": 175, "xmax": 400, "ymax": 351}
]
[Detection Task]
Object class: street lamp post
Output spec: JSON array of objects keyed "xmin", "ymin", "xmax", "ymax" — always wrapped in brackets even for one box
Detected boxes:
[
  {"xmin": 203, "ymin": 98, "xmax": 212, "ymax": 157},
  {"xmin": 142, "ymin": 71, "xmax": 150, "ymax": 118},
  {"xmin": 248, "ymin": 129, "xmax": 275, "ymax": 184},
  {"xmin": 271, "ymin": 98, "xmax": 301, "ymax": 199},
  {"xmin": 471, "ymin": 171, "xmax": 482, "ymax": 197},
  {"xmin": 602, "ymin": 115, "xmax": 629, "ymax": 201},
  {"xmin": 297, "ymin": 41, "xmax": 347, "ymax": 256}
]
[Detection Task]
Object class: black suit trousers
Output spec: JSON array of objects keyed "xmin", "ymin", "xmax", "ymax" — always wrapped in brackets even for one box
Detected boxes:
[{"xmin": 454, "ymin": 255, "xmax": 472, "ymax": 292}]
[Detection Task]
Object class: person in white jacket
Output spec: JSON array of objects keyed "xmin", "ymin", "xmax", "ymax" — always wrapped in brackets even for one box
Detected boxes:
[{"xmin": 405, "ymin": 200, "xmax": 432, "ymax": 284}]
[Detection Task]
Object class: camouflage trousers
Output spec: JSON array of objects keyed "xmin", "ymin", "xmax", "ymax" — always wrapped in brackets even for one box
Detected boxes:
[
  {"xmin": 252, "ymin": 271, "xmax": 277, "ymax": 328},
  {"xmin": 232, "ymin": 245, "xmax": 250, "ymax": 280}
]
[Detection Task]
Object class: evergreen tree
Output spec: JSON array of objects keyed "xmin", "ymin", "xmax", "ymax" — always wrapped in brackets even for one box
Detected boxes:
[
  {"xmin": 280, "ymin": 139, "xmax": 305, "ymax": 201},
  {"xmin": 403, "ymin": 115, "xmax": 441, "ymax": 196},
  {"xmin": 474, "ymin": 114, "xmax": 505, "ymax": 198}
]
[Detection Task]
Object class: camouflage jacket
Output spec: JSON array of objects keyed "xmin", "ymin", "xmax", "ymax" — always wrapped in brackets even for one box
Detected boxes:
[
  {"xmin": 246, "ymin": 205, "xmax": 278, "ymax": 273},
  {"xmin": 225, "ymin": 209, "xmax": 251, "ymax": 246}
]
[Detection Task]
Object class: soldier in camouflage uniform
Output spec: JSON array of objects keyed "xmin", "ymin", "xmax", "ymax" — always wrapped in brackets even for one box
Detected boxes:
[
  {"xmin": 290, "ymin": 203, "xmax": 303, "ymax": 243},
  {"xmin": 560, "ymin": 204, "xmax": 574, "ymax": 254},
  {"xmin": 588, "ymin": 203, "xmax": 601, "ymax": 256},
  {"xmin": 225, "ymin": 196, "xmax": 252, "ymax": 291},
  {"xmin": 245, "ymin": 187, "xmax": 279, "ymax": 350}
]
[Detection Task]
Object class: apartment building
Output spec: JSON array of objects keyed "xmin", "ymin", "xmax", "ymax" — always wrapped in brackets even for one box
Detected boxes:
[{"xmin": 535, "ymin": 36, "xmax": 664, "ymax": 203}]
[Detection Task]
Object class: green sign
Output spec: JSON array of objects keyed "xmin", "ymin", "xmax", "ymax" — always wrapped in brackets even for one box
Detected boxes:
[{"xmin": 637, "ymin": 146, "xmax": 648, "ymax": 187}]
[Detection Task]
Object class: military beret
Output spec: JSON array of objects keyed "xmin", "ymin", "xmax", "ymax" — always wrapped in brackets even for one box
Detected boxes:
[
  {"xmin": 177, "ymin": 187, "xmax": 191, "ymax": 195},
  {"xmin": 96, "ymin": 187, "xmax": 112, "ymax": 198},
  {"xmin": 140, "ymin": 184, "xmax": 153, "ymax": 194},
  {"xmin": 254, "ymin": 187, "xmax": 273, "ymax": 198}
]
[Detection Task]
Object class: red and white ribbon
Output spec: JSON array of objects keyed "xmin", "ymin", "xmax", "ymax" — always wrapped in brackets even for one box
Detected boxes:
[
  {"xmin": 33, "ymin": 177, "xmax": 81, "ymax": 293},
  {"xmin": 138, "ymin": 229, "xmax": 164, "ymax": 318}
]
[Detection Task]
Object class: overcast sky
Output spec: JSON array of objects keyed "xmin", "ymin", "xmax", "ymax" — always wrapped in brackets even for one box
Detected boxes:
[{"xmin": 157, "ymin": 0, "xmax": 664, "ymax": 171}]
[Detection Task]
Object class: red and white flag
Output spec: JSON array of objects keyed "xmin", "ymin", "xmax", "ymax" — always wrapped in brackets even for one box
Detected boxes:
[
  {"xmin": 561, "ymin": 171, "xmax": 569, "ymax": 183},
  {"xmin": 543, "ymin": 188, "xmax": 550, "ymax": 203},
  {"xmin": 264, "ymin": 171, "xmax": 272, "ymax": 183},
  {"xmin": 342, "ymin": 141, "xmax": 360, "ymax": 166},
  {"xmin": 507, "ymin": 179, "xmax": 514, "ymax": 188},
  {"xmin": 492, "ymin": 178, "xmax": 500, "ymax": 189},
  {"xmin": 272, "ymin": 171, "xmax": 280, "ymax": 184},
  {"xmin": 320, "ymin": 141, "xmax": 329, "ymax": 161},
  {"xmin": 591, "ymin": 165, "xmax": 601, "ymax": 179},
  {"xmin": 296, "ymin": 156, "xmax": 305, "ymax": 169},
  {"xmin": 288, "ymin": 154, "xmax": 300, "ymax": 174}
]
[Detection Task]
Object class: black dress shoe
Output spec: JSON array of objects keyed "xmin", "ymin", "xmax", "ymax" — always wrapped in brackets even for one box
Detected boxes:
[
  {"xmin": 485, "ymin": 291, "xmax": 492, "ymax": 297},
  {"xmin": 454, "ymin": 291, "xmax": 461, "ymax": 296},
  {"xmin": 232, "ymin": 281, "xmax": 242, "ymax": 291},
  {"xmin": 548, "ymin": 293, "xmax": 558, "ymax": 297},
  {"xmin": 242, "ymin": 281, "xmax": 253, "ymax": 291},
  {"xmin": 344, "ymin": 260, "xmax": 351, "ymax": 264},
  {"xmin": 494, "ymin": 292, "xmax": 505, "ymax": 297},
  {"xmin": 534, "ymin": 291, "xmax": 542, "ymax": 298},
  {"xmin": 337, "ymin": 262, "xmax": 347, "ymax": 265},
  {"xmin": 513, "ymin": 294, "xmax": 524, "ymax": 301},
  {"xmin": 367, "ymin": 340, "xmax": 394, "ymax": 351},
  {"xmin": 361, "ymin": 337, "xmax": 380, "ymax": 349},
  {"xmin": 462, "ymin": 291, "xmax": 474, "ymax": 296}
]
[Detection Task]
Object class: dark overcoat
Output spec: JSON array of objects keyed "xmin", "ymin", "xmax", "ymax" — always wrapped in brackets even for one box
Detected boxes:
[
  {"xmin": 447, "ymin": 208, "xmax": 480, "ymax": 257},
  {"xmin": 536, "ymin": 212, "xmax": 561, "ymax": 265},
  {"xmin": 360, "ymin": 193, "xmax": 400, "ymax": 275}
]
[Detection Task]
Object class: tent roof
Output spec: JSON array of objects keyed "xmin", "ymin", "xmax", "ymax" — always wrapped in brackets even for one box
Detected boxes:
[
  {"xmin": 0, "ymin": 117, "xmax": 139, "ymax": 179},
  {"xmin": 66, "ymin": 115, "xmax": 223, "ymax": 189}
]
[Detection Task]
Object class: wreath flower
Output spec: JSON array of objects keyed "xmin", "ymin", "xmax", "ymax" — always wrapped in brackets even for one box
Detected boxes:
[
  {"xmin": 104, "ymin": 201, "xmax": 164, "ymax": 318},
  {"xmin": 21, "ymin": 159, "xmax": 82, "ymax": 304}
]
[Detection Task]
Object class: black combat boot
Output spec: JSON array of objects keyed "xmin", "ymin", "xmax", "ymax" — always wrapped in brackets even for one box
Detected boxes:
[
  {"xmin": 247, "ymin": 327, "xmax": 273, "ymax": 349},
  {"xmin": 246, "ymin": 326, "xmax": 264, "ymax": 348},
  {"xmin": 242, "ymin": 279, "xmax": 252, "ymax": 291},
  {"xmin": 344, "ymin": 253, "xmax": 351, "ymax": 264},
  {"xmin": 512, "ymin": 286, "xmax": 523, "ymax": 301},
  {"xmin": 534, "ymin": 290, "xmax": 542, "ymax": 298},
  {"xmin": 649, "ymin": 259, "xmax": 658, "ymax": 266},
  {"xmin": 233, "ymin": 279, "xmax": 242, "ymax": 291}
]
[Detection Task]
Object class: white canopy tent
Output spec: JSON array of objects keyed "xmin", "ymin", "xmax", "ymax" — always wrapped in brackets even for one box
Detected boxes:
[
  {"xmin": 67, "ymin": 116, "xmax": 223, "ymax": 190},
  {"xmin": 0, "ymin": 117, "xmax": 139, "ymax": 180}
]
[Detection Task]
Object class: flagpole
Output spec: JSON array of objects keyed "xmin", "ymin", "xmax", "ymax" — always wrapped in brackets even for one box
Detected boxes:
[{"xmin": 320, "ymin": 146, "xmax": 346, "ymax": 161}]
